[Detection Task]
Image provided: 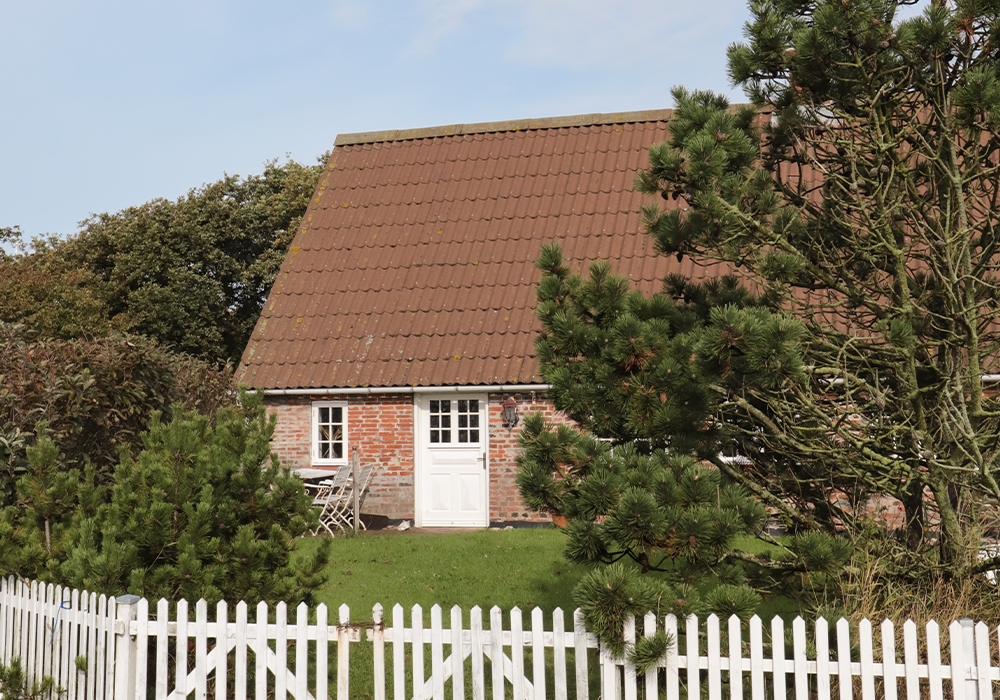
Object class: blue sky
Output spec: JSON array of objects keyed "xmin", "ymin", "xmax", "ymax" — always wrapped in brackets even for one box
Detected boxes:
[{"xmin": 0, "ymin": 1, "xmax": 923, "ymax": 243}]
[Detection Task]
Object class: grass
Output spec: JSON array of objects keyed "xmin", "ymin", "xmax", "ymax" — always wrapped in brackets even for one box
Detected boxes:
[
  {"xmin": 295, "ymin": 526, "xmax": 588, "ymax": 620},
  {"xmin": 292, "ymin": 527, "xmax": 592, "ymax": 699}
]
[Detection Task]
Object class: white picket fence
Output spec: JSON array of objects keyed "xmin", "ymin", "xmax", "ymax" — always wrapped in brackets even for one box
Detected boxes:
[{"xmin": 3, "ymin": 575, "xmax": 1000, "ymax": 700}]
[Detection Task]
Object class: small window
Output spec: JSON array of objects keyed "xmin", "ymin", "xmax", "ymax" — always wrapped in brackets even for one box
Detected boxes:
[
  {"xmin": 427, "ymin": 397, "xmax": 481, "ymax": 446},
  {"xmin": 313, "ymin": 401, "xmax": 348, "ymax": 464}
]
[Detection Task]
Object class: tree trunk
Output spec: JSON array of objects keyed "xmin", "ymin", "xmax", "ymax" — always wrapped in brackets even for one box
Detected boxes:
[{"xmin": 903, "ymin": 487, "xmax": 924, "ymax": 552}]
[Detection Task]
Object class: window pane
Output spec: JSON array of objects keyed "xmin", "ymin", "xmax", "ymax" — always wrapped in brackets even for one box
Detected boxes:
[
  {"xmin": 431, "ymin": 415, "xmax": 439, "ymax": 428},
  {"xmin": 469, "ymin": 400, "xmax": 478, "ymax": 412},
  {"xmin": 332, "ymin": 407, "xmax": 342, "ymax": 422},
  {"xmin": 319, "ymin": 406, "xmax": 329, "ymax": 423},
  {"xmin": 321, "ymin": 442, "xmax": 330, "ymax": 459},
  {"xmin": 459, "ymin": 430, "xmax": 468, "ymax": 443},
  {"xmin": 458, "ymin": 400, "xmax": 468, "ymax": 412},
  {"xmin": 430, "ymin": 431, "xmax": 439, "ymax": 443},
  {"xmin": 440, "ymin": 400, "xmax": 450, "ymax": 412},
  {"xmin": 430, "ymin": 400, "xmax": 439, "ymax": 412},
  {"xmin": 333, "ymin": 443, "xmax": 343, "ymax": 459},
  {"xmin": 470, "ymin": 430, "xmax": 479, "ymax": 442},
  {"xmin": 469, "ymin": 415, "xmax": 479, "ymax": 428},
  {"xmin": 442, "ymin": 415, "xmax": 451, "ymax": 429},
  {"xmin": 441, "ymin": 431, "xmax": 451, "ymax": 443},
  {"xmin": 459, "ymin": 415, "xmax": 468, "ymax": 428}
]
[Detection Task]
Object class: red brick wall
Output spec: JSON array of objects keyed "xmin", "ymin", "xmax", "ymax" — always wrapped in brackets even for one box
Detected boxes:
[
  {"xmin": 487, "ymin": 391, "xmax": 576, "ymax": 522},
  {"xmin": 265, "ymin": 394, "xmax": 415, "ymax": 519},
  {"xmin": 264, "ymin": 391, "xmax": 576, "ymax": 524}
]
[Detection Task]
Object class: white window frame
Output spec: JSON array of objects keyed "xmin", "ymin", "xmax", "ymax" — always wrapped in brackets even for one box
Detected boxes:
[{"xmin": 312, "ymin": 400, "xmax": 349, "ymax": 466}]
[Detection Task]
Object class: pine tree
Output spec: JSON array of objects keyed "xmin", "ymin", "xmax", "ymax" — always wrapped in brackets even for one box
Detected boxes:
[
  {"xmin": 523, "ymin": 0, "xmax": 1000, "ymax": 615},
  {"xmin": 519, "ymin": 252, "xmax": 851, "ymax": 654},
  {"xmin": 635, "ymin": 0, "xmax": 1000, "ymax": 574},
  {"xmin": 0, "ymin": 391, "xmax": 328, "ymax": 606}
]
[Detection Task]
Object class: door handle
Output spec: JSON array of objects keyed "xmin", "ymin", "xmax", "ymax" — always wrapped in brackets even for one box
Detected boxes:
[{"xmin": 478, "ymin": 452, "xmax": 487, "ymax": 470}]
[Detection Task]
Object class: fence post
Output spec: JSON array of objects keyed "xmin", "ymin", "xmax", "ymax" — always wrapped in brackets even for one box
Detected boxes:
[
  {"xmin": 114, "ymin": 594, "xmax": 142, "ymax": 700},
  {"xmin": 352, "ymin": 447, "xmax": 361, "ymax": 534},
  {"xmin": 961, "ymin": 619, "xmax": 978, "ymax": 700}
]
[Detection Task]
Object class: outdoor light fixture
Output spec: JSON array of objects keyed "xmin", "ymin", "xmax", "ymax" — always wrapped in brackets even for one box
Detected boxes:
[{"xmin": 501, "ymin": 397, "xmax": 519, "ymax": 430}]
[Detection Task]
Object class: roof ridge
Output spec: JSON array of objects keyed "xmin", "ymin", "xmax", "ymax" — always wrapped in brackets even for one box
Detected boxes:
[{"xmin": 334, "ymin": 109, "xmax": 675, "ymax": 147}]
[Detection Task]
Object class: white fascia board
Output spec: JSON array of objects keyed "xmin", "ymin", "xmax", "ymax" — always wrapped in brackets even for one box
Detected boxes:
[{"xmin": 261, "ymin": 384, "xmax": 551, "ymax": 396}]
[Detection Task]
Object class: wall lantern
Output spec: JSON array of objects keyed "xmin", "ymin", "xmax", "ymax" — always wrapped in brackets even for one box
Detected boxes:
[{"xmin": 501, "ymin": 397, "xmax": 519, "ymax": 430}]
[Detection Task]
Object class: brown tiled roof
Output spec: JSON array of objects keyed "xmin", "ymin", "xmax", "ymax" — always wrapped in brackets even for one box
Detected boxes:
[{"xmin": 238, "ymin": 110, "xmax": 732, "ymax": 390}]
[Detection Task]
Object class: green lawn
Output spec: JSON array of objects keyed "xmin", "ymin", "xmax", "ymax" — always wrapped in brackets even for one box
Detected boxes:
[{"xmin": 295, "ymin": 526, "xmax": 588, "ymax": 620}]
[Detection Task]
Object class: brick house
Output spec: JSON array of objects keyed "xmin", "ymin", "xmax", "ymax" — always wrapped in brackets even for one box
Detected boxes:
[{"xmin": 236, "ymin": 109, "xmax": 727, "ymax": 527}]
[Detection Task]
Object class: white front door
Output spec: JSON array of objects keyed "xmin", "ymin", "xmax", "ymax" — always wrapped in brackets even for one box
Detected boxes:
[{"xmin": 415, "ymin": 394, "xmax": 489, "ymax": 527}]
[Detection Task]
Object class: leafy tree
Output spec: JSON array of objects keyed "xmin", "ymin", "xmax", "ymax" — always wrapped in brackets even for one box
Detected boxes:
[
  {"xmin": 0, "ymin": 391, "xmax": 327, "ymax": 606},
  {"xmin": 0, "ymin": 236, "xmax": 121, "ymax": 339},
  {"xmin": 0, "ymin": 323, "xmax": 233, "ymax": 506},
  {"xmin": 59, "ymin": 156, "xmax": 325, "ymax": 364}
]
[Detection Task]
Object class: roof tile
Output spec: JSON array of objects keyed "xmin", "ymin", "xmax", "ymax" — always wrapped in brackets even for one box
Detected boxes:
[{"xmin": 240, "ymin": 110, "xmax": 735, "ymax": 389}]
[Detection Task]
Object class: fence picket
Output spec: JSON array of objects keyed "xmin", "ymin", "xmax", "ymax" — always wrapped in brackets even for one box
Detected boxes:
[
  {"xmin": 373, "ymin": 604, "xmax": 385, "ymax": 700},
  {"xmin": 176, "ymin": 599, "xmax": 189, "ymax": 700},
  {"xmin": 469, "ymin": 606, "xmax": 485, "ymax": 700},
  {"xmin": 665, "ymin": 614, "xmax": 679, "ymax": 700},
  {"xmin": 623, "ymin": 615, "xmax": 636, "ymax": 700},
  {"xmin": 772, "ymin": 616, "xmax": 786, "ymax": 700},
  {"xmin": 927, "ymin": 621, "xmax": 943, "ymax": 700},
  {"xmin": 296, "ymin": 602, "xmax": 309, "ymax": 700},
  {"xmin": 881, "ymin": 620, "xmax": 897, "ymax": 700},
  {"xmin": 489, "ymin": 606, "xmax": 505, "ymax": 700},
  {"xmin": 413, "ymin": 605, "xmax": 426, "ymax": 700},
  {"xmin": 59, "ymin": 586, "xmax": 72, "ymax": 694},
  {"xmin": 793, "ymin": 617, "xmax": 808, "ymax": 700},
  {"xmin": 642, "ymin": 612, "xmax": 655, "ymax": 700},
  {"xmin": 511, "ymin": 607, "xmax": 525, "ymax": 700},
  {"xmin": 816, "ymin": 618, "xmax": 830, "ymax": 700},
  {"xmin": 317, "ymin": 603, "xmax": 329, "ymax": 700},
  {"xmin": 197, "ymin": 599, "xmax": 209, "ymax": 700},
  {"xmin": 68, "ymin": 587, "xmax": 81, "ymax": 700},
  {"xmin": 687, "ymin": 615, "xmax": 699, "ymax": 700},
  {"xmin": 19, "ymin": 580, "xmax": 30, "ymax": 684},
  {"xmin": 0, "ymin": 578, "xmax": 9, "ymax": 665},
  {"xmin": 431, "ymin": 605, "xmax": 445, "ymax": 700},
  {"xmin": 452, "ymin": 605, "xmax": 465, "ymax": 700},
  {"xmin": 859, "ymin": 619, "xmax": 875, "ymax": 700},
  {"xmin": 707, "ymin": 615, "xmax": 721, "ymax": 700},
  {"xmin": 573, "ymin": 609, "xmax": 589, "ymax": 700},
  {"xmin": 43, "ymin": 583, "xmax": 54, "ymax": 689},
  {"xmin": 903, "ymin": 620, "xmax": 919, "ymax": 700},
  {"xmin": 104, "ymin": 597, "xmax": 117, "ymax": 700},
  {"xmin": 975, "ymin": 622, "xmax": 991, "ymax": 700},
  {"xmin": 275, "ymin": 601, "xmax": 288, "ymax": 700},
  {"xmin": 256, "ymin": 601, "xmax": 268, "ymax": 700},
  {"xmin": 728, "ymin": 615, "xmax": 743, "ymax": 700},
  {"xmin": 155, "ymin": 598, "xmax": 169, "ymax": 700},
  {"xmin": 135, "ymin": 597, "xmax": 149, "ymax": 700},
  {"xmin": 533, "ymin": 608, "xmax": 546, "ymax": 700},
  {"xmin": 836, "ymin": 618, "xmax": 852, "ymax": 700},
  {"xmin": 235, "ymin": 601, "xmax": 248, "ymax": 700},
  {"xmin": 393, "ymin": 604, "xmax": 405, "ymax": 700},
  {"xmin": 948, "ymin": 621, "xmax": 965, "ymax": 700},
  {"xmin": 338, "ymin": 604, "xmax": 350, "ymax": 700},
  {"xmin": 217, "ymin": 600, "xmax": 229, "ymax": 700},
  {"xmin": 27, "ymin": 579, "xmax": 39, "ymax": 686},
  {"xmin": 749, "ymin": 615, "xmax": 764, "ymax": 700}
]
